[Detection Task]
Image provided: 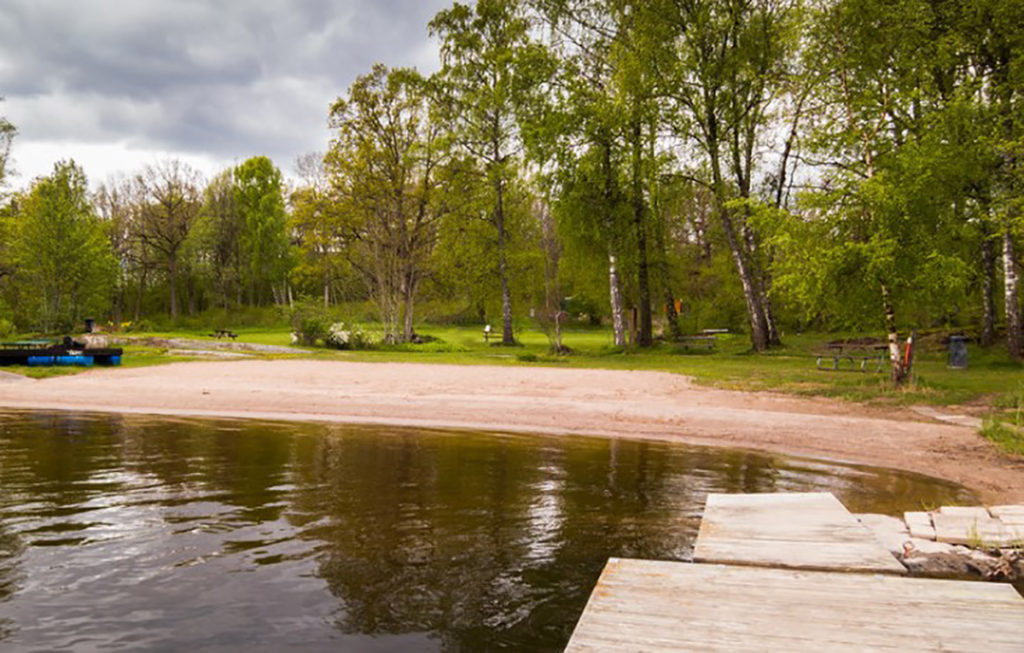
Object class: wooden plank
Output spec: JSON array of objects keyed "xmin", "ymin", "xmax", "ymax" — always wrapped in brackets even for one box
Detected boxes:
[
  {"xmin": 939, "ymin": 505, "xmax": 992, "ymax": 518},
  {"xmin": 932, "ymin": 513, "xmax": 1016, "ymax": 547},
  {"xmin": 904, "ymin": 511, "xmax": 936, "ymax": 540},
  {"xmin": 566, "ymin": 558, "xmax": 1024, "ymax": 652},
  {"xmin": 693, "ymin": 492, "xmax": 906, "ymax": 573},
  {"xmin": 989, "ymin": 505, "xmax": 1024, "ymax": 523}
]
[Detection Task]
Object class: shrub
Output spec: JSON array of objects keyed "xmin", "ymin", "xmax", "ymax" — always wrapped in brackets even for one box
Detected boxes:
[
  {"xmin": 289, "ymin": 299, "xmax": 333, "ymax": 346},
  {"xmin": 326, "ymin": 322, "xmax": 372, "ymax": 350}
]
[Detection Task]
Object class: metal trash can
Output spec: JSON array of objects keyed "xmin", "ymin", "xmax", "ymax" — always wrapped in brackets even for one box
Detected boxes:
[{"xmin": 948, "ymin": 335, "xmax": 968, "ymax": 369}]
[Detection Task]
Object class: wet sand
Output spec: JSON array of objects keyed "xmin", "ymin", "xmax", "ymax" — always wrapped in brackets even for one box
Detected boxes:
[{"xmin": 1, "ymin": 360, "xmax": 1020, "ymax": 502}]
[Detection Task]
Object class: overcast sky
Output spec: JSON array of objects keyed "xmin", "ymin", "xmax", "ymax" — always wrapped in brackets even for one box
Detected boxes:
[{"xmin": 0, "ymin": 0, "xmax": 453, "ymax": 189}]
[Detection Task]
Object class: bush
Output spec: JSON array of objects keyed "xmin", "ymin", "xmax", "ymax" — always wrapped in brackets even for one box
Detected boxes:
[
  {"xmin": 326, "ymin": 322, "xmax": 372, "ymax": 350},
  {"xmin": 288, "ymin": 299, "xmax": 333, "ymax": 346},
  {"xmin": 0, "ymin": 317, "xmax": 14, "ymax": 339}
]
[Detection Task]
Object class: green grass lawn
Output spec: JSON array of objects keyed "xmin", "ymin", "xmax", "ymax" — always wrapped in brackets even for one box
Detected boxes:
[{"xmin": 4, "ymin": 323, "xmax": 1023, "ymax": 410}]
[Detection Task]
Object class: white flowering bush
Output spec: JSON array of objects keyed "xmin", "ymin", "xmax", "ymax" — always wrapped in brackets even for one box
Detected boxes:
[{"xmin": 326, "ymin": 322, "xmax": 370, "ymax": 350}]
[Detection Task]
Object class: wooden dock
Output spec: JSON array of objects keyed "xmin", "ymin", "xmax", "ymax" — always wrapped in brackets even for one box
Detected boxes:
[
  {"xmin": 568, "ymin": 492, "xmax": 1024, "ymax": 650},
  {"xmin": 693, "ymin": 492, "xmax": 906, "ymax": 573},
  {"xmin": 566, "ymin": 558, "xmax": 1024, "ymax": 652}
]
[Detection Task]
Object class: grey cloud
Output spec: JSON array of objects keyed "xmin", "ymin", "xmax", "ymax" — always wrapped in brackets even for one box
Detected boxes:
[{"xmin": 0, "ymin": 0, "xmax": 452, "ymax": 173}]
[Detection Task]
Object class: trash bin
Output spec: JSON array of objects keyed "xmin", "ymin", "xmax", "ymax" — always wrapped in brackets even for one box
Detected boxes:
[{"xmin": 948, "ymin": 335, "xmax": 968, "ymax": 369}]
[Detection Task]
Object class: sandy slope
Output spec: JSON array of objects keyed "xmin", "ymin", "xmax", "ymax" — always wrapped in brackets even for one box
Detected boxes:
[{"xmin": 1, "ymin": 359, "xmax": 1020, "ymax": 502}]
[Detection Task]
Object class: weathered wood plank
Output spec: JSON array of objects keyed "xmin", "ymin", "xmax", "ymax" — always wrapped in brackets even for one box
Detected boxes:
[
  {"xmin": 939, "ymin": 505, "xmax": 992, "ymax": 518},
  {"xmin": 990, "ymin": 504, "xmax": 1024, "ymax": 524},
  {"xmin": 693, "ymin": 492, "xmax": 905, "ymax": 573},
  {"xmin": 904, "ymin": 510, "xmax": 936, "ymax": 540},
  {"xmin": 566, "ymin": 558, "xmax": 1024, "ymax": 652},
  {"xmin": 933, "ymin": 513, "xmax": 1016, "ymax": 547}
]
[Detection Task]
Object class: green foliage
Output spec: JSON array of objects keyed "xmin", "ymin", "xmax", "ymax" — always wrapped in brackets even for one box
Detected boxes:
[
  {"xmin": 325, "ymin": 64, "xmax": 444, "ymax": 343},
  {"xmin": 234, "ymin": 156, "xmax": 291, "ymax": 306},
  {"xmin": 982, "ymin": 382, "xmax": 1024, "ymax": 455},
  {"xmin": 1, "ymin": 1, "xmax": 1022, "ymax": 372},
  {"xmin": 980, "ymin": 420, "xmax": 1024, "ymax": 456},
  {"xmin": 287, "ymin": 298, "xmax": 334, "ymax": 346},
  {"xmin": 10, "ymin": 161, "xmax": 117, "ymax": 332}
]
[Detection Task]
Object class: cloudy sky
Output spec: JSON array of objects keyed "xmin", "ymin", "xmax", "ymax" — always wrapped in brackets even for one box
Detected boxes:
[{"xmin": 0, "ymin": 0, "xmax": 453, "ymax": 188}]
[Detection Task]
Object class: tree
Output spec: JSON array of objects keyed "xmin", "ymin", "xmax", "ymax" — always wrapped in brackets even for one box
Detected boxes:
[
  {"xmin": 0, "ymin": 98, "xmax": 14, "ymax": 190},
  {"xmin": 429, "ymin": 0, "xmax": 553, "ymax": 345},
  {"xmin": 326, "ymin": 65, "xmax": 445, "ymax": 342},
  {"xmin": 193, "ymin": 169, "xmax": 243, "ymax": 309},
  {"xmin": 290, "ymin": 153, "xmax": 350, "ymax": 308},
  {"xmin": 13, "ymin": 161, "xmax": 116, "ymax": 331},
  {"xmin": 955, "ymin": 0, "xmax": 1024, "ymax": 360},
  {"xmin": 781, "ymin": 0, "xmax": 971, "ymax": 384},
  {"xmin": 533, "ymin": 0, "xmax": 650, "ymax": 347},
  {"xmin": 134, "ymin": 160, "xmax": 202, "ymax": 319},
  {"xmin": 234, "ymin": 156, "xmax": 292, "ymax": 306},
  {"xmin": 656, "ymin": 0, "xmax": 800, "ymax": 351},
  {"xmin": 94, "ymin": 175, "xmax": 141, "ymax": 322}
]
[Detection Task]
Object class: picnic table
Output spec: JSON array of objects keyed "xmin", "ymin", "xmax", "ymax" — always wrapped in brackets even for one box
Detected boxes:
[
  {"xmin": 815, "ymin": 342, "xmax": 887, "ymax": 372},
  {"xmin": 210, "ymin": 329, "xmax": 238, "ymax": 340}
]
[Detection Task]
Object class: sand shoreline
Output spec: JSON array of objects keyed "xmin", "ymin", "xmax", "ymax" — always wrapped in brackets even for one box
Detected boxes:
[{"xmin": 1, "ymin": 359, "xmax": 1021, "ymax": 502}]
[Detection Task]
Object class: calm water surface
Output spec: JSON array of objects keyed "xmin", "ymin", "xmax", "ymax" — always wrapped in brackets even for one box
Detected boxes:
[{"xmin": 0, "ymin": 410, "xmax": 975, "ymax": 651}]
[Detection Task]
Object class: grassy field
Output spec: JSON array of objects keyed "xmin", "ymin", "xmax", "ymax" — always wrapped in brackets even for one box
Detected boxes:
[{"xmin": 8, "ymin": 323, "xmax": 1022, "ymax": 408}]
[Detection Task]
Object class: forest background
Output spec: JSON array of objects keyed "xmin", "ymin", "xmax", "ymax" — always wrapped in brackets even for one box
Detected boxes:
[{"xmin": 1, "ymin": 0, "xmax": 1022, "ymax": 390}]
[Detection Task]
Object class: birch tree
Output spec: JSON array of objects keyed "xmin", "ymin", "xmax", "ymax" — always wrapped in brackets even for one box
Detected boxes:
[{"xmin": 429, "ymin": 0, "xmax": 552, "ymax": 345}]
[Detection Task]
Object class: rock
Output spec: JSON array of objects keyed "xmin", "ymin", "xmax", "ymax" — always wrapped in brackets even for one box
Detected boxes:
[
  {"xmin": 903, "ymin": 537, "xmax": 958, "ymax": 555},
  {"xmin": 902, "ymin": 546, "xmax": 1023, "ymax": 581},
  {"xmin": 901, "ymin": 552, "xmax": 977, "ymax": 576},
  {"xmin": 80, "ymin": 333, "xmax": 110, "ymax": 348}
]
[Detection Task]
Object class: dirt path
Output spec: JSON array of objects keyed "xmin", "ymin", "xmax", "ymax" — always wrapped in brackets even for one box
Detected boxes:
[{"xmin": 1, "ymin": 360, "xmax": 1020, "ymax": 502}]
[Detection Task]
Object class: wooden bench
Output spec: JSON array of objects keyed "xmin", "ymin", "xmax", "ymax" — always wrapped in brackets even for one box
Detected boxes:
[
  {"xmin": 210, "ymin": 329, "xmax": 238, "ymax": 340},
  {"xmin": 814, "ymin": 344, "xmax": 886, "ymax": 372}
]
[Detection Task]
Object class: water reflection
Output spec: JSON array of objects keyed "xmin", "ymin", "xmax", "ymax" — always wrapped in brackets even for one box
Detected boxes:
[{"xmin": 0, "ymin": 411, "xmax": 975, "ymax": 651}]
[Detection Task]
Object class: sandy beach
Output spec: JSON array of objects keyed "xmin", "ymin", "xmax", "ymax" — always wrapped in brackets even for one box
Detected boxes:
[{"xmin": 0, "ymin": 359, "xmax": 1020, "ymax": 502}]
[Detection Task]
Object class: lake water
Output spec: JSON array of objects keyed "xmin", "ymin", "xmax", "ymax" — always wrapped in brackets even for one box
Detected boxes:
[{"xmin": 0, "ymin": 410, "xmax": 975, "ymax": 651}]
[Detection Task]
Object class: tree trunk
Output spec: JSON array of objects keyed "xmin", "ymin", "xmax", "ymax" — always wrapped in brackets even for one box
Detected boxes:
[
  {"xmin": 608, "ymin": 253, "xmax": 627, "ymax": 347},
  {"xmin": 402, "ymin": 273, "xmax": 416, "ymax": 343},
  {"xmin": 1005, "ymin": 230, "xmax": 1022, "ymax": 359},
  {"xmin": 664, "ymin": 288, "xmax": 682, "ymax": 340},
  {"xmin": 494, "ymin": 175, "xmax": 514, "ymax": 346},
  {"xmin": 631, "ymin": 120, "xmax": 652, "ymax": 347},
  {"xmin": 134, "ymin": 267, "xmax": 147, "ymax": 323},
  {"xmin": 601, "ymin": 139, "xmax": 627, "ymax": 347},
  {"xmin": 742, "ymin": 219, "xmax": 781, "ymax": 346},
  {"xmin": 981, "ymin": 231, "xmax": 996, "ymax": 347},
  {"xmin": 761, "ymin": 280, "xmax": 781, "ymax": 346},
  {"xmin": 721, "ymin": 208, "xmax": 769, "ymax": 351},
  {"xmin": 709, "ymin": 136, "xmax": 768, "ymax": 351},
  {"xmin": 168, "ymin": 259, "xmax": 179, "ymax": 319},
  {"xmin": 186, "ymin": 274, "xmax": 196, "ymax": 316},
  {"xmin": 881, "ymin": 282, "xmax": 907, "ymax": 386}
]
